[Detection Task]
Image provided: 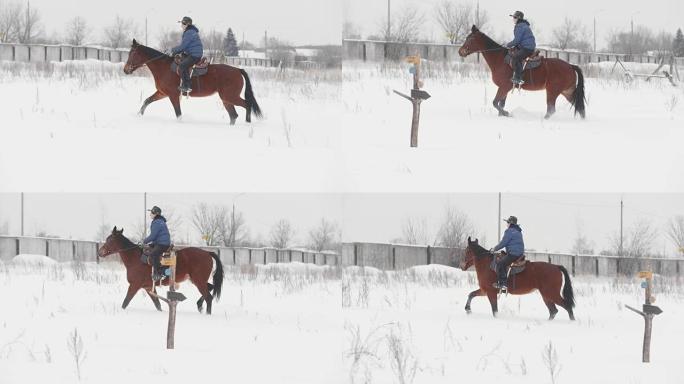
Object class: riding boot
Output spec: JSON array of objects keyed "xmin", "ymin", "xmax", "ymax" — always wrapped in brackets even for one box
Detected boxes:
[{"xmin": 152, "ymin": 257, "xmax": 164, "ymax": 281}]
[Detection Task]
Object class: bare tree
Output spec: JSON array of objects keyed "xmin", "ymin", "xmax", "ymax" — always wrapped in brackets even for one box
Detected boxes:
[
  {"xmin": 607, "ymin": 25, "xmax": 655, "ymax": 55},
  {"xmin": 270, "ymin": 219, "xmax": 295, "ymax": 249},
  {"xmin": 203, "ymin": 29, "xmax": 225, "ymax": 61},
  {"xmin": 0, "ymin": 1, "xmax": 23, "ymax": 42},
  {"xmin": 18, "ymin": 1, "xmax": 41, "ymax": 43},
  {"xmin": 308, "ymin": 218, "xmax": 339, "ymax": 252},
  {"xmin": 378, "ymin": 5, "xmax": 426, "ymax": 43},
  {"xmin": 217, "ymin": 205, "xmax": 248, "ymax": 247},
  {"xmin": 608, "ymin": 219, "xmax": 658, "ymax": 258},
  {"xmin": 66, "ymin": 16, "xmax": 89, "ymax": 46},
  {"xmin": 103, "ymin": 15, "xmax": 137, "ymax": 48},
  {"xmin": 192, "ymin": 203, "xmax": 222, "ymax": 246},
  {"xmin": 399, "ymin": 216, "xmax": 430, "ymax": 245},
  {"xmin": 552, "ymin": 17, "xmax": 591, "ymax": 51},
  {"xmin": 667, "ymin": 215, "xmax": 684, "ymax": 256},
  {"xmin": 435, "ymin": 206, "xmax": 474, "ymax": 249},
  {"xmin": 157, "ymin": 28, "xmax": 181, "ymax": 51},
  {"xmin": 434, "ymin": 1, "xmax": 472, "ymax": 44},
  {"xmin": 571, "ymin": 222, "xmax": 594, "ymax": 254},
  {"xmin": 343, "ymin": 21, "xmax": 361, "ymax": 39}
]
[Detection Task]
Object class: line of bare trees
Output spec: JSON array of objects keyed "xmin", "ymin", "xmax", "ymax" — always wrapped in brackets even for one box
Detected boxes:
[{"xmin": 395, "ymin": 206, "xmax": 484, "ymax": 249}]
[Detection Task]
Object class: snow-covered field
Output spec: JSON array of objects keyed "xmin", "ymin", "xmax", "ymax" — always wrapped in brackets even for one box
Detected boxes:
[
  {"xmin": 341, "ymin": 61, "xmax": 684, "ymax": 192},
  {"xmin": 343, "ymin": 264, "xmax": 683, "ymax": 384},
  {"xmin": 0, "ymin": 60, "xmax": 342, "ymax": 192},
  {"xmin": 0, "ymin": 255, "xmax": 341, "ymax": 384}
]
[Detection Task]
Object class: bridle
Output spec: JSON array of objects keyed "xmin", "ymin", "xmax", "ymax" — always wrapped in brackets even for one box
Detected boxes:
[
  {"xmin": 98, "ymin": 243, "xmax": 141, "ymax": 258},
  {"xmin": 126, "ymin": 51, "xmax": 169, "ymax": 72}
]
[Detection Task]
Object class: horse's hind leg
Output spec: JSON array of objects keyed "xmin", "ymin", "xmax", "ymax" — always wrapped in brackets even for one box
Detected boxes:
[
  {"xmin": 486, "ymin": 290, "xmax": 499, "ymax": 317},
  {"xmin": 545, "ymin": 89, "xmax": 560, "ymax": 119},
  {"xmin": 544, "ymin": 299, "xmax": 559, "ymax": 320},
  {"xmin": 139, "ymin": 90, "xmax": 167, "ymax": 116},
  {"xmin": 196, "ymin": 283, "xmax": 214, "ymax": 313},
  {"xmin": 465, "ymin": 288, "xmax": 484, "ymax": 314},
  {"xmin": 219, "ymin": 88, "xmax": 249, "ymax": 123},
  {"xmin": 194, "ymin": 279, "xmax": 213, "ymax": 315},
  {"xmin": 223, "ymin": 102, "xmax": 239, "ymax": 125}
]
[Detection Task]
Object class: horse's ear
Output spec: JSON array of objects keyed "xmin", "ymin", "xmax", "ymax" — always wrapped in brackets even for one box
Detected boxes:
[
  {"xmin": 119, "ymin": 227, "xmax": 124, "ymax": 234},
  {"xmin": 471, "ymin": 25, "xmax": 478, "ymax": 33},
  {"xmin": 467, "ymin": 236, "xmax": 472, "ymax": 244},
  {"xmin": 132, "ymin": 38, "xmax": 138, "ymax": 46},
  {"xmin": 112, "ymin": 226, "xmax": 117, "ymax": 233},
  {"xmin": 474, "ymin": 238, "xmax": 479, "ymax": 244}
]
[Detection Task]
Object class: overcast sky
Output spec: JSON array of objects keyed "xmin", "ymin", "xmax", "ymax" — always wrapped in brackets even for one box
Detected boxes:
[
  {"xmin": 27, "ymin": 0, "xmax": 342, "ymax": 46},
  {"xmin": 343, "ymin": 0, "xmax": 684, "ymax": 47},
  {"xmin": 1, "ymin": 193, "xmax": 682, "ymax": 256}
]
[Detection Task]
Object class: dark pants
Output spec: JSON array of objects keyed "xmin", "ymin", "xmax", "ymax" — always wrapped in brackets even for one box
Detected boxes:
[
  {"xmin": 178, "ymin": 55, "xmax": 201, "ymax": 89},
  {"xmin": 497, "ymin": 253, "xmax": 522, "ymax": 284},
  {"xmin": 512, "ymin": 47, "xmax": 534, "ymax": 81},
  {"xmin": 147, "ymin": 244, "xmax": 170, "ymax": 274}
]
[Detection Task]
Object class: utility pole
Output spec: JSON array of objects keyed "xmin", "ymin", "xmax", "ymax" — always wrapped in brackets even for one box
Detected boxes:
[
  {"xmin": 593, "ymin": 17, "xmax": 596, "ymax": 52},
  {"xmin": 264, "ymin": 31, "xmax": 268, "ymax": 58},
  {"xmin": 620, "ymin": 198, "xmax": 624, "ymax": 256},
  {"xmin": 231, "ymin": 203, "xmax": 236, "ymax": 246},
  {"xmin": 497, "ymin": 193, "xmax": 502, "ymax": 241},
  {"xmin": 387, "ymin": 0, "xmax": 391, "ymax": 40},
  {"xmin": 21, "ymin": 192, "xmax": 24, "ymax": 236},
  {"xmin": 476, "ymin": 1, "xmax": 480, "ymax": 27},
  {"xmin": 630, "ymin": 18, "xmax": 634, "ymax": 57},
  {"xmin": 145, "ymin": 17, "xmax": 148, "ymax": 46},
  {"xmin": 25, "ymin": 0, "xmax": 30, "ymax": 43},
  {"xmin": 144, "ymin": 192, "xmax": 148, "ymax": 238}
]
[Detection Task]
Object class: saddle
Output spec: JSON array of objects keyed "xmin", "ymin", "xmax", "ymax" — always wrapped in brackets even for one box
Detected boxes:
[
  {"xmin": 490, "ymin": 252, "xmax": 528, "ymax": 286},
  {"xmin": 140, "ymin": 244, "xmax": 175, "ymax": 266},
  {"xmin": 504, "ymin": 49, "xmax": 543, "ymax": 71},
  {"xmin": 170, "ymin": 56, "xmax": 209, "ymax": 78}
]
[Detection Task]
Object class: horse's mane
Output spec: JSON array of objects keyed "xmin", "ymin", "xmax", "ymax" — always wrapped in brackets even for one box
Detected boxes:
[
  {"xmin": 114, "ymin": 231, "xmax": 138, "ymax": 249},
  {"xmin": 468, "ymin": 241, "xmax": 492, "ymax": 258},
  {"xmin": 477, "ymin": 30, "xmax": 503, "ymax": 51},
  {"xmin": 137, "ymin": 43, "xmax": 168, "ymax": 59}
]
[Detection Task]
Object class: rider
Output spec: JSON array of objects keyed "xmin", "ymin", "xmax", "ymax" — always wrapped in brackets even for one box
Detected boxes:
[
  {"xmin": 490, "ymin": 215, "xmax": 525, "ymax": 291},
  {"xmin": 170, "ymin": 16, "xmax": 203, "ymax": 93},
  {"xmin": 506, "ymin": 11, "xmax": 536, "ymax": 85},
  {"xmin": 143, "ymin": 206, "xmax": 171, "ymax": 281}
]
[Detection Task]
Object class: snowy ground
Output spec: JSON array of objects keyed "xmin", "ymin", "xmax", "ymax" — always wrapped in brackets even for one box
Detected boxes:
[
  {"xmin": 0, "ymin": 60, "xmax": 342, "ymax": 192},
  {"xmin": 0, "ymin": 255, "xmax": 341, "ymax": 384},
  {"xmin": 343, "ymin": 264, "xmax": 684, "ymax": 384},
  {"xmin": 341, "ymin": 61, "xmax": 684, "ymax": 192}
]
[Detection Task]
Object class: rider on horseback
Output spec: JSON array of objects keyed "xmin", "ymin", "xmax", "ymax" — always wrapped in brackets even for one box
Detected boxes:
[
  {"xmin": 170, "ymin": 16, "xmax": 203, "ymax": 94},
  {"xmin": 490, "ymin": 215, "xmax": 525, "ymax": 291},
  {"xmin": 506, "ymin": 11, "xmax": 536, "ymax": 86},
  {"xmin": 143, "ymin": 206, "xmax": 171, "ymax": 281}
]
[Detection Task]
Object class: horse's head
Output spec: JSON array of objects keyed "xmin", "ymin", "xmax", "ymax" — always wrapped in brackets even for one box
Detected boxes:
[
  {"xmin": 97, "ymin": 226, "xmax": 129, "ymax": 258},
  {"xmin": 123, "ymin": 39, "xmax": 146, "ymax": 74},
  {"xmin": 458, "ymin": 25, "xmax": 486, "ymax": 57},
  {"xmin": 460, "ymin": 236, "xmax": 480, "ymax": 270}
]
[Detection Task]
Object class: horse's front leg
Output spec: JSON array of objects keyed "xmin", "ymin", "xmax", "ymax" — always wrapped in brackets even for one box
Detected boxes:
[
  {"xmin": 139, "ymin": 90, "xmax": 167, "ymax": 116},
  {"xmin": 121, "ymin": 284, "xmax": 139, "ymax": 309},
  {"xmin": 465, "ymin": 288, "xmax": 485, "ymax": 314},
  {"xmin": 486, "ymin": 289, "xmax": 499, "ymax": 317},
  {"xmin": 493, "ymin": 86, "xmax": 512, "ymax": 117},
  {"xmin": 169, "ymin": 94, "xmax": 182, "ymax": 119}
]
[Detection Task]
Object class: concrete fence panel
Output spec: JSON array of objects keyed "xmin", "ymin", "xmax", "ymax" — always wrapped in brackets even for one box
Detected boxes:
[
  {"xmin": 265, "ymin": 248, "xmax": 277, "ymax": 264},
  {"xmin": 549, "ymin": 254, "xmax": 574, "ymax": 271},
  {"xmin": 74, "ymin": 241, "xmax": 98, "ymax": 261},
  {"xmin": 290, "ymin": 250, "xmax": 304, "ymax": 263},
  {"xmin": 597, "ymin": 257, "xmax": 618, "ymax": 276},
  {"xmin": 342, "ymin": 243, "xmax": 355, "ymax": 266},
  {"xmin": 356, "ymin": 243, "xmax": 392, "ymax": 269},
  {"xmin": 19, "ymin": 237, "xmax": 47, "ymax": 255},
  {"xmin": 74, "ymin": 47, "xmax": 87, "ymax": 60},
  {"xmin": 0, "ymin": 237, "xmax": 18, "ymax": 260},
  {"xmin": 14, "ymin": 45, "xmax": 29, "ymax": 62},
  {"xmin": 47, "ymin": 239, "xmax": 74, "ymax": 261},
  {"xmin": 430, "ymin": 247, "xmax": 458, "ymax": 267},
  {"xmin": 0, "ymin": 44, "xmax": 13, "ymax": 61},
  {"xmin": 85, "ymin": 47, "xmax": 98, "ymax": 60},
  {"xmin": 60, "ymin": 46, "xmax": 74, "ymax": 61},
  {"xmin": 29, "ymin": 45, "xmax": 46, "ymax": 62},
  {"xmin": 393, "ymin": 245, "xmax": 427, "ymax": 269},
  {"xmin": 574, "ymin": 256, "xmax": 597, "ymax": 275},
  {"xmin": 218, "ymin": 248, "xmax": 235, "ymax": 265},
  {"xmin": 233, "ymin": 248, "xmax": 250, "ymax": 266},
  {"xmin": 277, "ymin": 250, "xmax": 290, "ymax": 263},
  {"xmin": 46, "ymin": 46, "xmax": 61, "ymax": 62}
]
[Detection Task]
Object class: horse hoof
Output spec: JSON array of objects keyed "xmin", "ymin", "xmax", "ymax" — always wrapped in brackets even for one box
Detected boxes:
[{"xmin": 465, "ymin": 309, "xmax": 472, "ymax": 314}]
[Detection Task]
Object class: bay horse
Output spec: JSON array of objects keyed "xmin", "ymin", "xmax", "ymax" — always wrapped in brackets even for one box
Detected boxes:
[
  {"xmin": 458, "ymin": 26, "xmax": 586, "ymax": 119},
  {"xmin": 460, "ymin": 237, "xmax": 575, "ymax": 320},
  {"xmin": 97, "ymin": 227, "xmax": 224, "ymax": 315},
  {"xmin": 123, "ymin": 39, "xmax": 262, "ymax": 125}
]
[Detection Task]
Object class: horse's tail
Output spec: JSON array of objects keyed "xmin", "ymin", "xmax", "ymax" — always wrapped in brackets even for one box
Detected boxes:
[
  {"xmin": 558, "ymin": 265, "xmax": 575, "ymax": 309},
  {"xmin": 571, "ymin": 65, "xmax": 586, "ymax": 119},
  {"xmin": 239, "ymin": 68, "xmax": 263, "ymax": 119},
  {"xmin": 209, "ymin": 252, "xmax": 224, "ymax": 301}
]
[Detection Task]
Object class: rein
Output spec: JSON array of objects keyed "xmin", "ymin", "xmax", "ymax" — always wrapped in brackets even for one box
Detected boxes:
[
  {"xmin": 100, "ymin": 244, "xmax": 141, "ymax": 257},
  {"xmin": 128, "ymin": 53, "xmax": 168, "ymax": 72}
]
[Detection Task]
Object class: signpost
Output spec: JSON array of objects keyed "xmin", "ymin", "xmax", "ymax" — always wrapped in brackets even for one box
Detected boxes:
[
  {"xmin": 394, "ymin": 55, "xmax": 431, "ymax": 148},
  {"xmin": 625, "ymin": 271, "xmax": 663, "ymax": 363},
  {"xmin": 148, "ymin": 251, "xmax": 186, "ymax": 349}
]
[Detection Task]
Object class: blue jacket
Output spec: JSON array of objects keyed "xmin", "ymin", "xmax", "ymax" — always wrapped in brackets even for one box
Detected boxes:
[
  {"xmin": 144, "ymin": 216, "xmax": 171, "ymax": 246},
  {"xmin": 492, "ymin": 224, "xmax": 524, "ymax": 256},
  {"xmin": 172, "ymin": 25, "xmax": 203, "ymax": 58},
  {"xmin": 507, "ymin": 20, "xmax": 536, "ymax": 50}
]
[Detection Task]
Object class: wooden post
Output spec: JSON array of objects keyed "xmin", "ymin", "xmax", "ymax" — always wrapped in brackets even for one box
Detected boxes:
[
  {"xmin": 393, "ymin": 55, "xmax": 430, "ymax": 148},
  {"xmin": 165, "ymin": 253, "xmax": 178, "ymax": 349},
  {"xmin": 625, "ymin": 271, "xmax": 663, "ymax": 363}
]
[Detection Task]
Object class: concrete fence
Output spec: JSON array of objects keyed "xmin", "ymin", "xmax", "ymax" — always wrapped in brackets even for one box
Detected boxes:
[
  {"xmin": 341, "ymin": 242, "xmax": 684, "ymax": 277},
  {"xmin": 343, "ymin": 39, "xmax": 684, "ymax": 67},
  {"xmin": 0, "ymin": 43, "xmax": 129, "ymax": 64},
  {"xmin": 0, "ymin": 235, "xmax": 339, "ymax": 267}
]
